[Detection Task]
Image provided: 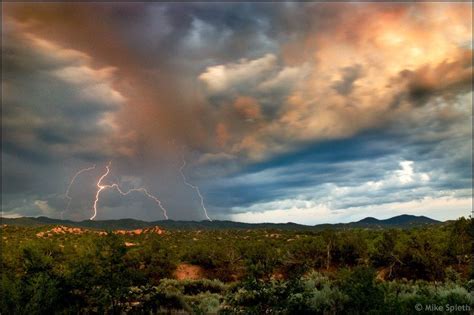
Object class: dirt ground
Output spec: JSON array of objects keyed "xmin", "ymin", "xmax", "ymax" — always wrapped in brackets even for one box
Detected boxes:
[{"xmin": 174, "ymin": 263, "xmax": 205, "ymax": 280}]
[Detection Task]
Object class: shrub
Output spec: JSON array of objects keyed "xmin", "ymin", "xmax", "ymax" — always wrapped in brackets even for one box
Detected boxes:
[{"xmin": 338, "ymin": 266, "xmax": 384, "ymax": 313}]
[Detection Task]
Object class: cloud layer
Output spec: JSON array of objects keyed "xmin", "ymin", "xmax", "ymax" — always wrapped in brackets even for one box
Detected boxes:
[{"xmin": 2, "ymin": 3, "xmax": 472, "ymax": 222}]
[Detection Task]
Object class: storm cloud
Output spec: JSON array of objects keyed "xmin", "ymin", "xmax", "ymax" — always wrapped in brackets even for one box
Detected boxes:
[{"xmin": 2, "ymin": 3, "xmax": 472, "ymax": 223}]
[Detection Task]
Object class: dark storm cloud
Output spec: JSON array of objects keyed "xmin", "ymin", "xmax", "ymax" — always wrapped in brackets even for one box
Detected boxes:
[
  {"xmin": 2, "ymin": 26, "xmax": 124, "ymax": 166},
  {"xmin": 205, "ymin": 132, "xmax": 399, "ymax": 208},
  {"xmin": 1, "ymin": 20, "xmax": 129, "ymax": 217},
  {"xmin": 393, "ymin": 52, "xmax": 473, "ymax": 108},
  {"xmin": 206, "ymin": 104, "xmax": 472, "ymax": 215},
  {"xmin": 2, "ymin": 3, "xmax": 472, "ymax": 221}
]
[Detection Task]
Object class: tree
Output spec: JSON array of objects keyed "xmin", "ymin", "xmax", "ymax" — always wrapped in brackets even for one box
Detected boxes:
[
  {"xmin": 242, "ymin": 241, "xmax": 281, "ymax": 280},
  {"xmin": 370, "ymin": 230, "xmax": 403, "ymax": 279},
  {"xmin": 339, "ymin": 266, "xmax": 384, "ymax": 313},
  {"xmin": 446, "ymin": 217, "xmax": 471, "ymax": 266}
]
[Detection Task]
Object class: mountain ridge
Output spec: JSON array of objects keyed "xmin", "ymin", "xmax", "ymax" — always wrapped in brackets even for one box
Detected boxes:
[{"xmin": 1, "ymin": 214, "xmax": 441, "ymax": 230}]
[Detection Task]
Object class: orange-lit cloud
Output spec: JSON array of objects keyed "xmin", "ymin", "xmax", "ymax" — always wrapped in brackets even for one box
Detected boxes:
[
  {"xmin": 4, "ymin": 3, "xmax": 471, "ymax": 162},
  {"xmin": 233, "ymin": 96, "xmax": 262, "ymax": 121},
  {"xmin": 200, "ymin": 3, "xmax": 472, "ymax": 159}
]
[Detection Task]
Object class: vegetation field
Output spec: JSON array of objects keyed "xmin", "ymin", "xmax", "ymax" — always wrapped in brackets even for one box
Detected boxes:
[{"xmin": 1, "ymin": 217, "xmax": 473, "ymax": 314}]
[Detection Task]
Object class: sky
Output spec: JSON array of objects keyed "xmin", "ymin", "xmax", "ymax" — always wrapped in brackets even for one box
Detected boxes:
[{"xmin": 1, "ymin": 2, "xmax": 472, "ymax": 224}]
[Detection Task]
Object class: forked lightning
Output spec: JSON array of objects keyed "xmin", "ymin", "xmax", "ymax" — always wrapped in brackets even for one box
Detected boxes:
[{"xmin": 90, "ymin": 161, "xmax": 169, "ymax": 220}]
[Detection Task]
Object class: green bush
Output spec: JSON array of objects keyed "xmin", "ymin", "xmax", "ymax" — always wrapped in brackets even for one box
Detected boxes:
[{"xmin": 338, "ymin": 266, "xmax": 384, "ymax": 313}]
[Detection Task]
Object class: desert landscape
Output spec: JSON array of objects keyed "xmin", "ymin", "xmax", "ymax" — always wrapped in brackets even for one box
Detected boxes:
[
  {"xmin": 1, "ymin": 216, "xmax": 472, "ymax": 314},
  {"xmin": 2, "ymin": 1, "xmax": 472, "ymax": 314}
]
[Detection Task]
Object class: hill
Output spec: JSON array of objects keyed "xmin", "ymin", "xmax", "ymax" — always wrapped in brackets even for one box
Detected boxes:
[
  {"xmin": 1, "ymin": 214, "xmax": 441, "ymax": 230},
  {"xmin": 348, "ymin": 214, "xmax": 439, "ymax": 228}
]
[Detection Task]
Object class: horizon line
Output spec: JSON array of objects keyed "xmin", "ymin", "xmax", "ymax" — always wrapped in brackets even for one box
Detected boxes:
[{"xmin": 0, "ymin": 213, "xmax": 460, "ymax": 227}]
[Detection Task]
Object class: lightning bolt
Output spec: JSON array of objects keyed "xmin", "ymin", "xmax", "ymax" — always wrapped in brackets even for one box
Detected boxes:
[
  {"xmin": 107, "ymin": 186, "xmax": 168, "ymax": 220},
  {"xmin": 61, "ymin": 165, "xmax": 96, "ymax": 220},
  {"xmin": 179, "ymin": 155, "xmax": 212, "ymax": 221},
  {"xmin": 91, "ymin": 162, "xmax": 112, "ymax": 220},
  {"xmin": 90, "ymin": 161, "xmax": 169, "ymax": 220}
]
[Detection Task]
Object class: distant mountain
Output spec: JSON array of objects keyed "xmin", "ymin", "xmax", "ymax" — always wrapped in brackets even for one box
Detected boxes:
[
  {"xmin": 349, "ymin": 214, "xmax": 440, "ymax": 228},
  {"xmin": 357, "ymin": 217, "xmax": 380, "ymax": 224},
  {"xmin": 1, "ymin": 214, "xmax": 441, "ymax": 230}
]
